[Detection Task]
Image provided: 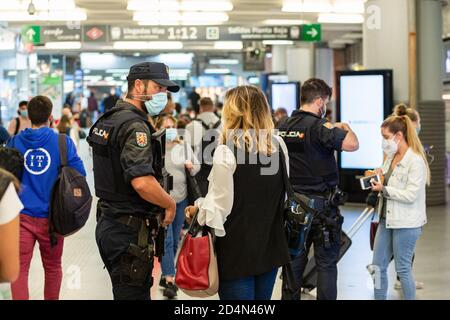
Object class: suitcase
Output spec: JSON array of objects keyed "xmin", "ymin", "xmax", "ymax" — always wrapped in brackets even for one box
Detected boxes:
[{"xmin": 301, "ymin": 207, "xmax": 375, "ymax": 293}]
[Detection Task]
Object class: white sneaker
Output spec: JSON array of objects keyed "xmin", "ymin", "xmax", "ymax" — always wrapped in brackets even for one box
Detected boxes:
[{"xmin": 394, "ymin": 280, "xmax": 424, "ymax": 290}]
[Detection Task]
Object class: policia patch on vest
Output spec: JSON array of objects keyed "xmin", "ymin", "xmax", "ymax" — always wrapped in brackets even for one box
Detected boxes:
[{"xmin": 136, "ymin": 132, "xmax": 148, "ymax": 148}]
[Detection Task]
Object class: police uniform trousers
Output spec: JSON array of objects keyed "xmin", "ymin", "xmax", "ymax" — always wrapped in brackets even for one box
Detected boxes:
[
  {"xmin": 290, "ymin": 205, "xmax": 342, "ymax": 300},
  {"xmin": 96, "ymin": 214, "xmax": 154, "ymax": 300}
]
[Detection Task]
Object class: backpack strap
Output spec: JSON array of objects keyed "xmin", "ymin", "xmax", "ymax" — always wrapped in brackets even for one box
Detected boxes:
[
  {"xmin": 212, "ymin": 119, "xmax": 221, "ymax": 129},
  {"xmin": 50, "ymin": 134, "xmax": 67, "ymax": 247},
  {"xmin": 195, "ymin": 119, "xmax": 209, "ymax": 131},
  {"xmin": 14, "ymin": 117, "xmax": 20, "ymax": 135},
  {"xmin": 58, "ymin": 134, "xmax": 68, "ymax": 167}
]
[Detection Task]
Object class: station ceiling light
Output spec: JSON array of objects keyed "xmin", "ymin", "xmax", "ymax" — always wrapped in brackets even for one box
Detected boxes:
[
  {"xmin": 204, "ymin": 68, "xmax": 231, "ymax": 74},
  {"xmin": 0, "ymin": 9, "xmax": 87, "ymax": 21},
  {"xmin": 262, "ymin": 40, "xmax": 294, "ymax": 45},
  {"xmin": 329, "ymin": 39, "xmax": 357, "ymax": 46},
  {"xmin": 105, "ymin": 69, "xmax": 130, "ymax": 74},
  {"xmin": 209, "ymin": 59, "xmax": 240, "ymax": 65},
  {"xmin": 282, "ymin": 0, "xmax": 364, "ymax": 14},
  {"xmin": 113, "ymin": 41, "xmax": 183, "ymax": 50},
  {"xmin": 44, "ymin": 41, "xmax": 82, "ymax": 49},
  {"xmin": 182, "ymin": 12, "xmax": 229, "ymax": 22},
  {"xmin": 342, "ymin": 33, "xmax": 363, "ymax": 39},
  {"xmin": 0, "ymin": 0, "xmax": 76, "ymax": 11},
  {"xmin": 318, "ymin": 13, "xmax": 364, "ymax": 24},
  {"xmin": 127, "ymin": 0, "xmax": 233, "ymax": 12},
  {"xmin": 263, "ymin": 19, "xmax": 308, "ymax": 25},
  {"xmin": 133, "ymin": 11, "xmax": 229, "ymax": 23},
  {"xmin": 214, "ymin": 41, "xmax": 243, "ymax": 50},
  {"xmin": 128, "ymin": 1, "xmax": 180, "ymax": 11}
]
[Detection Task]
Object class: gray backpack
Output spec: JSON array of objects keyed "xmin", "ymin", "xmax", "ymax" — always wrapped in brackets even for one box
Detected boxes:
[{"xmin": 49, "ymin": 135, "xmax": 92, "ymax": 243}]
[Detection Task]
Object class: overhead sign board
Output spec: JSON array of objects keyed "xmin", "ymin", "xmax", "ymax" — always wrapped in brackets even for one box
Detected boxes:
[
  {"xmin": 109, "ymin": 25, "xmax": 306, "ymax": 41},
  {"xmin": 23, "ymin": 24, "xmax": 322, "ymax": 44}
]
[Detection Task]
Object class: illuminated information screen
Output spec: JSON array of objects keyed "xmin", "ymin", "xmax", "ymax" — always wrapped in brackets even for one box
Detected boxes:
[{"xmin": 340, "ymin": 74, "xmax": 385, "ymax": 170}]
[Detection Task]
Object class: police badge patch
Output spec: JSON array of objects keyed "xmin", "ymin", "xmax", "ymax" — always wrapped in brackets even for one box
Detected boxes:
[{"xmin": 136, "ymin": 132, "xmax": 148, "ymax": 147}]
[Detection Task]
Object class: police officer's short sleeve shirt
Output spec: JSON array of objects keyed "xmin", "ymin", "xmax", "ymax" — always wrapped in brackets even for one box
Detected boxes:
[
  {"xmin": 313, "ymin": 119, "xmax": 348, "ymax": 152},
  {"xmin": 117, "ymin": 114, "xmax": 155, "ymax": 184}
]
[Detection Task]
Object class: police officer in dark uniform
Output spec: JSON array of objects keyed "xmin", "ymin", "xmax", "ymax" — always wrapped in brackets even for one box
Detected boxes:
[
  {"xmin": 278, "ymin": 78, "xmax": 359, "ymax": 300},
  {"xmin": 87, "ymin": 62, "xmax": 179, "ymax": 300}
]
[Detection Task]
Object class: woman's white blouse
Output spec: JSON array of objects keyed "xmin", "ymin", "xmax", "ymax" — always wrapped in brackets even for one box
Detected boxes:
[{"xmin": 195, "ymin": 136, "xmax": 289, "ymax": 237}]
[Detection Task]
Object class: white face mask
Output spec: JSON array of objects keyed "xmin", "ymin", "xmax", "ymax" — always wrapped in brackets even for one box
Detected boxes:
[
  {"xmin": 382, "ymin": 136, "xmax": 399, "ymax": 157},
  {"xmin": 318, "ymin": 98, "xmax": 327, "ymax": 118}
]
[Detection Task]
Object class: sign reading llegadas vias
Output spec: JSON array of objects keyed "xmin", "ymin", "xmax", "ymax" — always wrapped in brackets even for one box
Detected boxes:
[{"xmin": 109, "ymin": 25, "xmax": 307, "ymax": 41}]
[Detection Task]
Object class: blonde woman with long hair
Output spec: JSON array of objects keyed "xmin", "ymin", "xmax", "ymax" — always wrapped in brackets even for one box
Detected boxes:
[
  {"xmin": 369, "ymin": 115, "xmax": 430, "ymax": 300},
  {"xmin": 185, "ymin": 85, "xmax": 290, "ymax": 300}
]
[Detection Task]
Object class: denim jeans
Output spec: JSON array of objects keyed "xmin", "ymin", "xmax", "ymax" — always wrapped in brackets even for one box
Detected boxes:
[
  {"xmin": 371, "ymin": 218, "xmax": 422, "ymax": 300},
  {"xmin": 161, "ymin": 198, "xmax": 188, "ymax": 277},
  {"xmin": 218, "ymin": 268, "xmax": 278, "ymax": 300}
]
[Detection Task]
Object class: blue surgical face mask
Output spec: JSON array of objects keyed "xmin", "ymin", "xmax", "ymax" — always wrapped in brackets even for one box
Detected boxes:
[
  {"xmin": 20, "ymin": 110, "xmax": 28, "ymax": 118},
  {"xmin": 416, "ymin": 125, "xmax": 421, "ymax": 135},
  {"xmin": 165, "ymin": 128, "xmax": 177, "ymax": 142},
  {"xmin": 145, "ymin": 92, "xmax": 168, "ymax": 116},
  {"xmin": 135, "ymin": 92, "xmax": 168, "ymax": 116}
]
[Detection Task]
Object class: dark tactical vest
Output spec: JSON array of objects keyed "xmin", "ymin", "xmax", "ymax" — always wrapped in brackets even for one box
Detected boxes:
[
  {"xmin": 278, "ymin": 112, "xmax": 339, "ymax": 194},
  {"xmin": 87, "ymin": 105, "xmax": 161, "ymax": 212}
]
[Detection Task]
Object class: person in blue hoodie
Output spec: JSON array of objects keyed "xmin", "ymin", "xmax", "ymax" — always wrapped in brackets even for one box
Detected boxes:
[{"xmin": 6, "ymin": 95, "xmax": 86, "ymax": 300}]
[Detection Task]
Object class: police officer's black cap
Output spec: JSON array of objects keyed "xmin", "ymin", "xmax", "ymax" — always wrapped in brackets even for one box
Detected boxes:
[{"xmin": 127, "ymin": 62, "xmax": 180, "ymax": 93}]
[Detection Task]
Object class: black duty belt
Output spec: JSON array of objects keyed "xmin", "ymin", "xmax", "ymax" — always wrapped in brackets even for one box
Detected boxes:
[
  {"xmin": 115, "ymin": 215, "xmax": 153, "ymax": 230},
  {"xmin": 301, "ymin": 194, "xmax": 330, "ymax": 211},
  {"xmin": 103, "ymin": 213, "xmax": 158, "ymax": 249}
]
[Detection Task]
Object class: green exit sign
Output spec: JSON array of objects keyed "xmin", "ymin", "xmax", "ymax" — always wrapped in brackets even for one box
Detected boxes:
[
  {"xmin": 21, "ymin": 25, "xmax": 41, "ymax": 44},
  {"xmin": 302, "ymin": 24, "xmax": 321, "ymax": 42}
]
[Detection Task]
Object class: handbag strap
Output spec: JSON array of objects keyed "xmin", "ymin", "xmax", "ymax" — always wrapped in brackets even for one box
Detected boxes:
[
  {"xmin": 183, "ymin": 139, "xmax": 188, "ymax": 159},
  {"xmin": 279, "ymin": 147, "xmax": 295, "ymax": 199},
  {"xmin": 279, "ymin": 147, "xmax": 317, "ymax": 215},
  {"xmin": 187, "ymin": 207, "xmax": 215, "ymax": 241}
]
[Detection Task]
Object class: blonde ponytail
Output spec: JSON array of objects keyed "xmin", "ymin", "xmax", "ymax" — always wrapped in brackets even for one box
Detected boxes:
[{"xmin": 403, "ymin": 116, "xmax": 431, "ymax": 185}]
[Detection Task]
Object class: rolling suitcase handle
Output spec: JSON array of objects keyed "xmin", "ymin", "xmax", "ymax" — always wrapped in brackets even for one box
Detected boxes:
[{"xmin": 346, "ymin": 207, "xmax": 374, "ymax": 239}]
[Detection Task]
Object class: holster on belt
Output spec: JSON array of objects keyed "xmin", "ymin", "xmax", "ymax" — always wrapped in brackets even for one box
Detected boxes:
[{"xmin": 116, "ymin": 215, "xmax": 157, "ymax": 260}]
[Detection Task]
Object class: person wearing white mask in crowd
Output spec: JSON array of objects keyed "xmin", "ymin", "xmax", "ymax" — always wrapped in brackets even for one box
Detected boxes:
[
  {"xmin": 62, "ymin": 107, "xmax": 80, "ymax": 150},
  {"xmin": 8, "ymin": 101, "xmax": 31, "ymax": 137},
  {"xmin": 154, "ymin": 114, "xmax": 200, "ymax": 299},
  {"xmin": 368, "ymin": 115, "xmax": 429, "ymax": 300}
]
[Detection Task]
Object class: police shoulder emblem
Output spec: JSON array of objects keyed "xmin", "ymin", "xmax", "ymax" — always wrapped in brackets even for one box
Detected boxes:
[
  {"xmin": 136, "ymin": 132, "xmax": 148, "ymax": 147},
  {"xmin": 323, "ymin": 122, "xmax": 333, "ymax": 129}
]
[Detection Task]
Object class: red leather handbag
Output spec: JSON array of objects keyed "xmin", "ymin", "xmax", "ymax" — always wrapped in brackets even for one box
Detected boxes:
[{"xmin": 175, "ymin": 209, "xmax": 218, "ymax": 298}]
